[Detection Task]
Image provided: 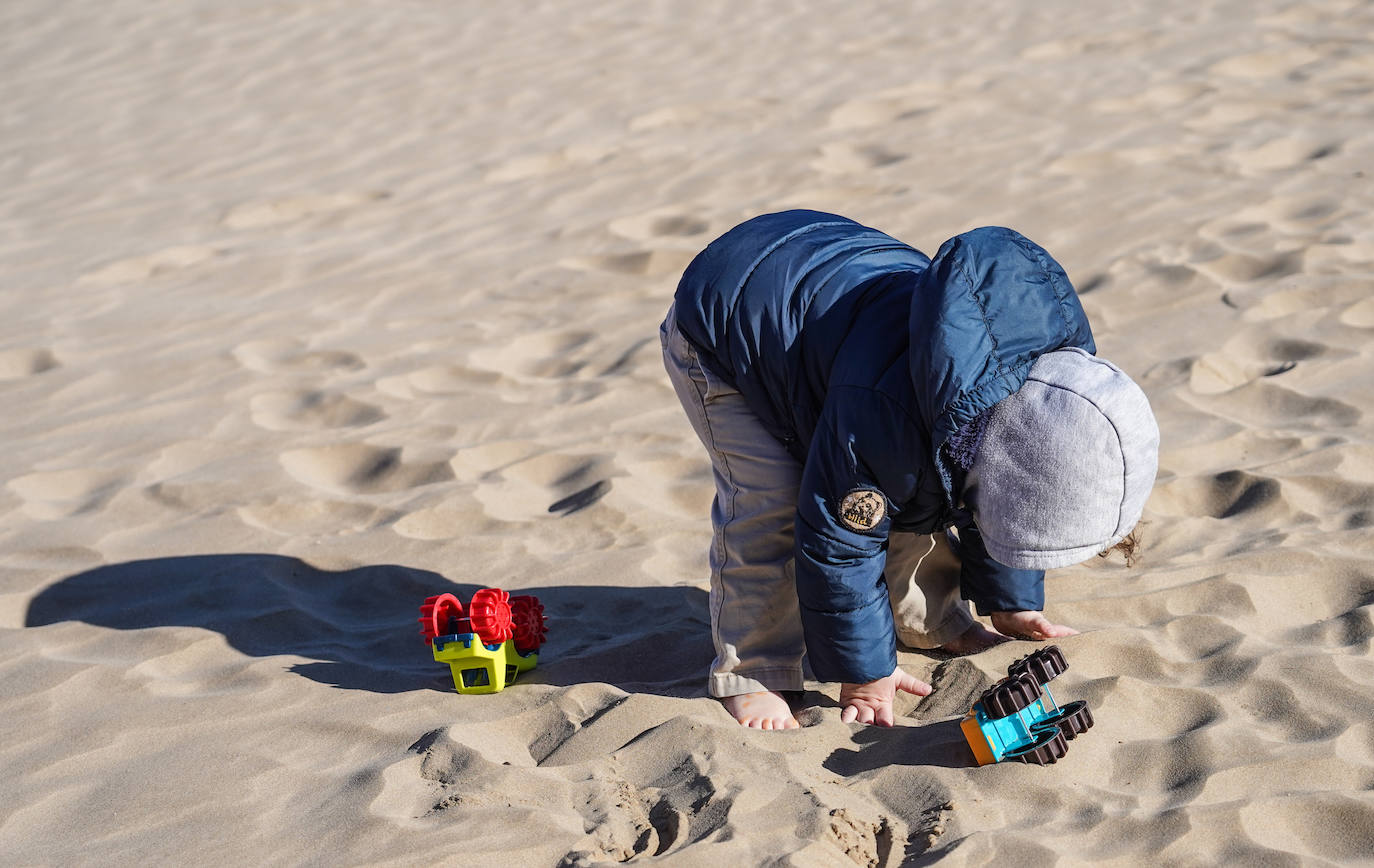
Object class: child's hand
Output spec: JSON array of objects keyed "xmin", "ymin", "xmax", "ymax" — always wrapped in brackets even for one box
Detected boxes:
[
  {"xmin": 839, "ymin": 667, "xmax": 932, "ymax": 727},
  {"xmin": 990, "ymin": 610, "xmax": 1079, "ymax": 641}
]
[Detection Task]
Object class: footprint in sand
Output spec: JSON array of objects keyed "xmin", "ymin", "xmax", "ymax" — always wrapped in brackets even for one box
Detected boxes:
[
  {"xmin": 232, "ymin": 338, "xmax": 365, "ymax": 375},
  {"xmin": 237, "ymin": 497, "xmax": 398, "ymax": 537},
  {"xmin": 78, "ymin": 245, "xmax": 221, "ymax": 285},
  {"xmin": 573, "ymin": 209, "xmax": 710, "ymax": 279},
  {"xmin": 450, "ymin": 439, "xmax": 546, "ymax": 480},
  {"xmin": 561, "ymin": 249, "xmax": 696, "ymax": 278},
  {"xmin": 484, "ymin": 144, "xmax": 612, "ymax": 183},
  {"xmin": 1187, "ymin": 330, "xmax": 1330, "ymax": 394},
  {"xmin": 825, "ymin": 85, "xmax": 942, "ymax": 130},
  {"xmin": 1100, "ymin": 676, "xmax": 1226, "ymax": 742},
  {"xmin": 1151, "ymin": 469, "xmax": 1292, "ymax": 524},
  {"xmin": 1184, "ymin": 98, "xmax": 1292, "ymax": 132},
  {"xmin": 1201, "ymin": 379, "xmax": 1360, "ymax": 430},
  {"xmin": 452, "ymin": 445, "xmax": 617, "ymax": 522},
  {"xmin": 0, "ymin": 348, "xmax": 58, "ymax": 379},
  {"xmin": 221, "ymin": 191, "xmax": 390, "ymax": 230},
  {"xmin": 612, "ymin": 454, "xmax": 714, "ymax": 521},
  {"xmin": 1283, "ymin": 473, "xmax": 1374, "ymax": 533},
  {"xmin": 1161, "ymin": 429, "xmax": 1305, "ymax": 476},
  {"xmin": 1247, "ymin": 194, "xmax": 1342, "ymax": 232},
  {"xmin": 1197, "ymin": 217, "xmax": 1271, "ymax": 247},
  {"xmin": 1228, "ymin": 137, "xmax": 1340, "ymax": 174},
  {"xmin": 1207, "ymin": 48, "xmax": 1321, "ymax": 80},
  {"xmin": 375, "ymin": 364, "xmax": 515, "ymax": 402},
  {"xmin": 462, "ymin": 327, "xmax": 652, "ymax": 392},
  {"xmin": 1240, "ymin": 280, "xmax": 1369, "ymax": 322},
  {"xmin": 1174, "ymin": 234, "xmax": 1299, "ymax": 285},
  {"xmin": 1096, "ymin": 691, "xmax": 1222, "ymax": 806},
  {"xmin": 1240, "ymin": 794, "xmax": 1374, "ymax": 864},
  {"xmin": 1044, "ymin": 145, "xmax": 1180, "ymax": 177},
  {"xmin": 392, "ymin": 494, "xmax": 499, "ymax": 540},
  {"xmin": 279, "ymin": 443, "xmax": 453, "ymax": 495},
  {"xmin": 627, "ymin": 99, "xmax": 763, "ymax": 132},
  {"xmin": 1339, "ymin": 297, "xmax": 1374, "ymax": 328},
  {"xmin": 1195, "ymin": 195, "xmax": 1354, "ymax": 277},
  {"xmin": 7, "ymin": 468, "xmax": 127, "ymax": 520},
  {"xmin": 1020, "ymin": 29, "xmax": 1159, "ymax": 62},
  {"xmin": 1091, "ymin": 82, "xmax": 1211, "ymax": 114},
  {"xmin": 608, "ymin": 210, "xmax": 711, "ymax": 242},
  {"xmin": 249, "ymin": 390, "xmax": 385, "ymax": 432},
  {"xmin": 466, "ymin": 330, "xmax": 599, "ymax": 379},
  {"xmin": 629, "ymin": 105, "xmax": 707, "ymax": 131},
  {"xmin": 1306, "ymin": 233, "xmax": 1374, "ymax": 274},
  {"xmin": 1068, "ymin": 573, "xmax": 1258, "ymax": 629},
  {"xmin": 810, "ymin": 142, "xmax": 906, "ymax": 174},
  {"xmin": 400, "ymin": 364, "xmax": 504, "ymax": 393}
]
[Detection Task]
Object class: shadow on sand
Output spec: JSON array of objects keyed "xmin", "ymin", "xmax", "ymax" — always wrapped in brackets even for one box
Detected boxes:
[
  {"xmin": 25, "ymin": 554, "xmax": 714, "ymax": 697},
  {"xmin": 825, "ymin": 718, "xmax": 976, "ymax": 773}
]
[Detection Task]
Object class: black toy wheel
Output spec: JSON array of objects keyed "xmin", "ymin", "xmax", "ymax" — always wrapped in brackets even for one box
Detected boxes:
[
  {"xmin": 1038, "ymin": 700, "xmax": 1094, "ymax": 740},
  {"xmin": 979, "ymin": 672, "xmax": 1042, "ymax": 719},
  {"xmin": 1005, "ymin": 726, "xmax": 1068, "ymax": 765},
  {"xmin": 1007, "ymin": 645, "xmax": 1067, "ymax": 685}
]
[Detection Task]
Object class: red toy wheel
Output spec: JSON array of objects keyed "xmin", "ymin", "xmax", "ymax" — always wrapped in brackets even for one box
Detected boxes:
[
  {"xmin": 509, "ymin": 595, "xmax": 547, "ymax": 653},
  {"xmin": 468, "ymin": 588, "xmax": 513, "ymax": 644},
  {"xmin": 418, "ymin": 593, "xmax": 465, "ymax": 645}
]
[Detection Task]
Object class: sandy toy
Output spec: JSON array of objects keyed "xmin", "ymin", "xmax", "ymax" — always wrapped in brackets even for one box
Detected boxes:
[
  {"xmin": 418, "ymin": 589, "xmax": 548, "ymax": 694},
  {"xmin": 960, "ymin": 645, "xmax": 1094, "ymax": 765}
]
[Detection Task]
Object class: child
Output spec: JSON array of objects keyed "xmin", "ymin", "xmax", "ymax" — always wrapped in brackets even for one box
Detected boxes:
[{"xmin": 660, "ymin": 210, "xmax": 1158, "ymax": 730}]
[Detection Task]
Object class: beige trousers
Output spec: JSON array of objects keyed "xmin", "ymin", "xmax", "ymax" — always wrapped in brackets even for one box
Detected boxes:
[{"xmin": 662, "ymin": 309, "xmax": 974, "ymax": 697}]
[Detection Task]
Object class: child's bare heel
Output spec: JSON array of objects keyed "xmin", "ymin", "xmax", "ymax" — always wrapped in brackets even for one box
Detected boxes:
[{"xmin": 939, "ymin": 621, "xmax": 1009, "ymax": 656}]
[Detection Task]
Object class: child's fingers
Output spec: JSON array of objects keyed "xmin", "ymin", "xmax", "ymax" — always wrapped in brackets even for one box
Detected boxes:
[
  {"xmin": 875, "ymin": 706, "xmax": 895, "ymax": 727},
  {"xmin": 842, "ymin": 702, "xmax": 877, "ymax": 725},
  {"xmin": 896, "ymin": 674, "xmax": 933, "ymax": 696}
]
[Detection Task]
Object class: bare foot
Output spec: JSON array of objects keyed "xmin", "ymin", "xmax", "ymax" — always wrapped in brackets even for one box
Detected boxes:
[
  {"xmin": 989, "ymin": 610, "xmax": 1079, "ymax": 641},
  {"xmin": 720, "ymin": 691, "xmax": 800, "ymax": 730},
  {"xmin": 939, "ymin": 621, "xmax": 1009, "ymax": 656}
]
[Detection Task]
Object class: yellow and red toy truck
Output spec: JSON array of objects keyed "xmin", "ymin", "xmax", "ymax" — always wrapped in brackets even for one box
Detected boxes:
[{"xmin": 418, "ymin": 589, "xmax": 547, "ymax": 694}]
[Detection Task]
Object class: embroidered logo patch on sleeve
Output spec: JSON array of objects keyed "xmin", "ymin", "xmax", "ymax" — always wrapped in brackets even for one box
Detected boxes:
[{"xmin": 839, "ymin": 489, "xmax": 886, "ymax": 532}]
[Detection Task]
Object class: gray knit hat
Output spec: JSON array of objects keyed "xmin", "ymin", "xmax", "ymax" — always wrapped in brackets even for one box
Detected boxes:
[{"xmin": 963, "ymin": 347, "xmax": 1159, "ymax": 570}]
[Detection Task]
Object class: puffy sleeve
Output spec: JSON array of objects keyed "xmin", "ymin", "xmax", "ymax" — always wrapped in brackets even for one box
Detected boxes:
[{"xmin": 793, "ymin": 389, "xmax": 923, "ymax": 684}]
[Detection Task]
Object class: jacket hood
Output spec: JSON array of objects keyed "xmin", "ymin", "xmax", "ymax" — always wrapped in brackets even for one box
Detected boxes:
[{"xmin": 907, "ymin": 226, "xmax": 1096, "ymax": 505}]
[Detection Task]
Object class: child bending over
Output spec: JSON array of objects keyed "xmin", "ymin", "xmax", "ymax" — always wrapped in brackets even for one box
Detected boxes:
[{"xmin": 660, "ymin": 210, "xmax": 1158, "ymax": 729}]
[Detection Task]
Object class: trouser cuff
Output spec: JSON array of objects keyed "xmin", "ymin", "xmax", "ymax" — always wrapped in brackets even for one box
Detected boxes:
[
  {"xmin": 895, "ymin": 604, "xmax": 976, "ymax": 650},
  {"xmin": 709, "ymin": 667, "xmax": 806, "ymax": 698}
]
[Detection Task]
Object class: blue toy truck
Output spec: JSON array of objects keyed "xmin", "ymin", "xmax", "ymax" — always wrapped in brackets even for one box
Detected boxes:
[{"xmin": 961, "ymin": 645, "xmax": 1094, "ymax": 765}]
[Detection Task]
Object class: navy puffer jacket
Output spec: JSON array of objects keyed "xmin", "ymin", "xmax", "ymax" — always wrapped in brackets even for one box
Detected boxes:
[{"xmin": 672, "ymin": 210, "xmax": 1096, "ymax": 684}]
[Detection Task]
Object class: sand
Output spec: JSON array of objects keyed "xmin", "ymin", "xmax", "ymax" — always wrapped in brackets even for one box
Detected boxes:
[{"xmin": 3, "ymin": 0, "xmax": 1373, "ymax": 864}]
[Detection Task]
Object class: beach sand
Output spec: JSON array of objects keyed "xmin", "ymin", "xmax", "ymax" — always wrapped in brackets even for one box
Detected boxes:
[{"xmin": 3, "ymin": 0, "xmax": 1373, "ymax": 864}]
